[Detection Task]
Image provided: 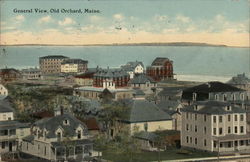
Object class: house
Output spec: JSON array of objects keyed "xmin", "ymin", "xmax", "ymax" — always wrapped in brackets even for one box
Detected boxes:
[
  {"xmin": 0, "ymin": 100, "xmax": 30, "ymax": 160},
  {"xmin": 181, "ymin": 101, "xmax": 250, "ymax": 153},
  {"xmin": 128, "ymin": 74, "xmax": 157, "ymax": 90},
  {"xmin": 227, "ymin": 73, "xmax": 250, "ymax": 91},
  {"xmin": 146, "ymin": 57, "xmax": 174, "ymax": 81},
  {"xmin": 121, "ymin": 61, "xmax": 144, "ymax": 79},
  {"xmin": 0, "ymin": 68, "xmax": 21, "ymax": 83},
  {"xmin": 21, "ymin": 67, "xmax": 42, "ymax": 80},
  {"xmin": 74, "ymin": 87, "xmax": 133, "ymax": 101},
  {"xmin": 93, "ymin": 68, "xmax": 130, "ymax": 88},
  {"xmin": 115, "ymin": 96, "xmax": 172, "ymax": 136},
  {"xmin": 157, "ymin": 100, "xmax": 183, "ymax": 131},
  {"xmin": 157, "ymin": 87, "xmax": 183, "ymax": 102},
  {"xmin": 20, "ymin": 108, "xmax": 95, "ymax": 161},
  {"xmin": 39, "ymin": 55, "xmax": 69, "ymax": 74},
  {"xmin": 74, "ymin": 68, "xmax": 98, "ymax": 86},
  {"xmin": 61, "ymin": 59, "xmax": 88, "ymax": 73},
  {"xmin": 0, "ymin": 84, "xmax": 8, "ymax": 97},
  {"xmin": 133, "ymin": 130, "xmax": 180, "ymax": 151},
  {"xmin": 182, "ymin": 81, "xmax": 249, "ymax": 105}
]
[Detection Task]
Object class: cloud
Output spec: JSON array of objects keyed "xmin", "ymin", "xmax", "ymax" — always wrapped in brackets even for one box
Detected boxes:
[
  {"xmin": 154, "ymin": 15, "xmax": 168, "ymax": 22},
  {"xmin": 176, "ymin": 14, "xmax": 190, "ymax": 23},
  {"xmin": 58, "ymin": 17, "xmax": 75, "ymax": 26},
  {"xmin": 89, "ymin": 15, "xmax": 102, "ymax": 23},
  {"xmin": 113, "ymin": 14, "xmax": 124, "ymax": 21},
  {"xmin": 38, "ymin": 16, "xmax": 53, "ymax": 24},
  {"xmin": 15, "ymin": 15, "xmax": 25, "ymax": 22}
]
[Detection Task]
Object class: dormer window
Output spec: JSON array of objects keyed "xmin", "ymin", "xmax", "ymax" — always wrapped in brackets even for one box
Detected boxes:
[
  {"xmin": 63, "ymin": 119, "xmax": 69, "ymax": 125},
  {"xmin": 240, "ymin": 93, "xmax": 245, "ymax": 101},
  {"xmin": 77, "ymin": 130, "xmax": 81, "ymax": 139},
  {"xmin": 194, "ymin": 105, "xmax": 198, "ymax": 111},
  {"xmin": 226, "ymin": 106, "xmax": 231, "ymax": 111},
  {"xmin": 223, "ymin": 94, "xmax": 227, "ymax": 101},
  {"xmin": 215, "ymin": 94, "xmax": 219, "ymax": 101},
  {"xmin": 192, "ymin": 93, "xmax": 197, "ymax": 101},
  {"xmin": 57, "ymin": 132, "xmax": 62, "ymax": 141}
]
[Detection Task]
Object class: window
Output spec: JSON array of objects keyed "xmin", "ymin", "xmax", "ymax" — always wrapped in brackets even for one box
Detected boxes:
[
  {"xmin": 204, "ymin": 115, "xmax": 207, "ymax": 122},
  {"xmin": 186, "ymin": 136, "xmax": 189, "ymax": 143},
  {"xmin": 235, "ymin": 115, "xmax": 238, "ymax": 121},
  {"xmin": 213, "ymin": 128, "xmax": 216, "ymax": 135},
  {"xmin": 240, "ymin": 140, "xmax": 244, "ymax": 146},
  {"xmin": 228, "ymin": 127, "xmax": 231, "ymax": 134},
  {"xmin": 78, "ymin": 130, "xmax": 81, "ymax": 139},
  {"xmin": 44, "ymin": 147, "xmax": 46, "ymax": 156},
  {"xmin": 195, "ymin": 125, "xmax": 197, "ymax": 132},
  {"xmin": 144, "ymin": 123, "xmax": 148, "ymax": 131},
  {"xmin": 186, "ymin": 113, "xmax": 189, "ymax": 119},
  {"xmin": 186, "ymin": 124, "xmax": 189, "ymax": 131},
  {"xmin": 214, "ymin": 141, "xmax": 217, "ymax": 148},
  {"xmin": 219, "ymin": 128, "xmax": 223, "ymax": 135},
  {"xmin": 228, "ymin": 115, "xmax": 231, "ymax": 122},
  {"xmin": 215, "ymin": 94, "xmax": 218, "ymax": 100},
  {"xmin": 195, "ymin": 138, "xmax": 197, "ymax": 145},
  {"xmin": 235, "ymin": 126, "xmax": 238, "ymax": 133},
  {"xmin": 240, "ymin": 126, "xmax": 244, "ymax": 133},
  {"xmin": 219, "ymin": 116, "xmax": 223, "ymax": 123},
  {"xmin": 223, "ymin": 94, "xmax": 227, "ymax": 101},
  {"xmin": 204, "ymin": 139, "xmax": 207, "ymax": 146},
  {"xmin": 2, "ymin": 142, "xmax": 5, "ymax": 149},
  {"xmin": 195, "ymin": 114, "xmax": 197, "ymax": 120},
  {"xmin": 190, "ymin": 137, "xmax": 192, "ymax": 143},
  {"xmin": 240, "ymin": 115, "xmax": 244, "ymax": 121},
  {"xmin": 213, "ymin": 116, "xmax": 216, "ymax": 123},
  {"xmin": 204, "ymin": 127, "xmax": 207, "ymax": 134}
]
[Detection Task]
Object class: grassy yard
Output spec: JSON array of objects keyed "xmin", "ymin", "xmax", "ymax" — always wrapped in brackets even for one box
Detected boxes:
[{"xmin": 102, "ymin": 148, "xmax": 216, "ymax": 162}]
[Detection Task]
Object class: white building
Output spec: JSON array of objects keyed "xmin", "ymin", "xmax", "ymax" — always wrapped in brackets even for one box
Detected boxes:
[
  {"xmin": 181, "ymin": 101, "xmax": 250, "ymax": 153},
  {"xmin": 61, "ymin": 59, "xmax": 88, "ymax": 73},
  {"xmin": 0, "ymin": 84, "xmax": 8, "ymax": 96},
  {"xmin": 21, "ymin": 68, "xmax": 42, "ymax": 80},
  {"xmin": 121, "ymin": 61, "xmax": 144, "ymax": 79},
  {"xmin": 0, "ymin": 100, "xmax": 30, "ymax": 160},
  {"xmin": 20, "ymin": 108, "xmax": 95, "ymax": 161}
]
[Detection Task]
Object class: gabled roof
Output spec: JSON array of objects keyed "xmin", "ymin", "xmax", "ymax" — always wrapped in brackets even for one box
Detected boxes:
[
  {"xmin": 182, "ymin": 101, "xmax": 246, "ymax": 115},
  {"xmin": 120, "ymin": 99, "xmax": 172, "ymax": 123},
  {"xmin": 151, "ymin": 57, "xmax": 171, "ymax": 66},
  {"xmin": 121, "ymin": 61, "xmax": 144, "ymax": 71},
  {"xmin": 183, "ymin": 81, "xmax": 244, "ymax": 94},
  {"xmin": 34, "ymin": 113, "xmax": 88, "ymax": 138},
  {"xmin": 129, "ymin": 74, "xmax": 156, "ymax": 84},
  {"xmin": 157, "ymin": 100, "xmax": 182, "ymax": 114}
]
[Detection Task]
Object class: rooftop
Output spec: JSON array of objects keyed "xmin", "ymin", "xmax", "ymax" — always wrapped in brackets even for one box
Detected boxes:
[
  {"xmin": 151, "ymin": 57, "xmax": 172, "ymax": 66},
  {"xmin": 129, "ymin": 74, "xmax": 156, "ymax": 84},
  {"xmin": 183, "ymin": 81, "xmax": 244, "ymax": 94},
  {"xmin": 39, "ymin": 55, "xmax": 69, "ymax": 59},
  {"xmin": 120, "ymin": 99, "xmax": 172, "ymax": 123},
  {"xmin": 94, "ymin": 68, "xmax": 129, "ymax": 78},
  {"xmin": 182, "ymin": 101, "xmax": 246, "ymax": 115},
  {"xmin": 34, "ymin": 113, "xmax": 88, "ymax": 138},
  {"xmin": 75, "ymin": 86, "xmax": 132, "ymax": 93},
  {"xmin": 121, "ymin": 61, "xmax": 144, "ymax": 71},
  {"xmin": 61, "ymin": 59, "xmax": 88, "ymax": 65}
]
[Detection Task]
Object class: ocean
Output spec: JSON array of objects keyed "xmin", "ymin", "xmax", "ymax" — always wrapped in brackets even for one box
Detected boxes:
[{"xmin": 0, "ymin": 45, "xmax": 249, "ymax": 82}]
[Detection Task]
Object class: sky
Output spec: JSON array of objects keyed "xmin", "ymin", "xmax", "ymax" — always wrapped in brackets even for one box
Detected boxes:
[{"xmin": 0, "ymin": 0, "xmax": 249, "ymax": 47}]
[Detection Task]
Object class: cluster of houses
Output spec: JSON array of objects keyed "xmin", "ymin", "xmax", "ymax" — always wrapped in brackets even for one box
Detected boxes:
[{"xmin": 0, "ymin": 55, "xmax": 250, "ymax": 161}]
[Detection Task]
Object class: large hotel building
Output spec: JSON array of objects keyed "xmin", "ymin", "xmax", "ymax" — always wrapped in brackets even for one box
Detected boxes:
[{"xmin": 39, "ymin": 55, "xmax": 69, "ymax": 74}]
